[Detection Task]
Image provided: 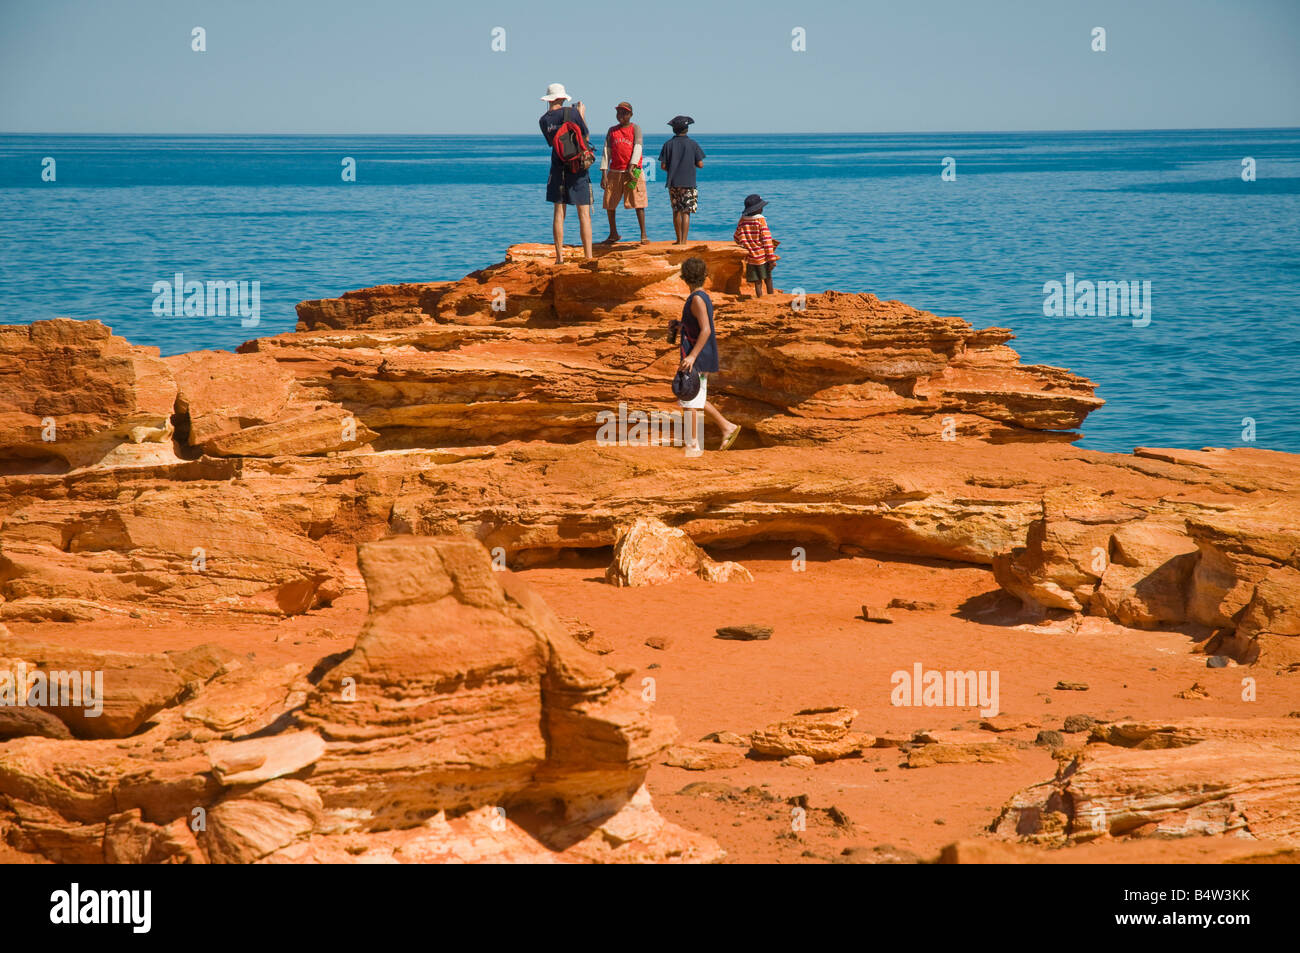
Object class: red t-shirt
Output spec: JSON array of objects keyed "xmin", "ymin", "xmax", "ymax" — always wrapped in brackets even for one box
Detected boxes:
[{"xmin": 605, "ymin": 123, "xmax": 641, "ymax": 172}]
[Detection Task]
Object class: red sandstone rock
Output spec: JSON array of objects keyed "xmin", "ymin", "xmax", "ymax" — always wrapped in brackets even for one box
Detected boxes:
[
  {"xmin": 239, "ymin": 243, "xmax": 1101, "ymax": 452},
  {"xmin": 0, "ymin": 535, "xmax": 721, "ymax": 863},
  {"xmin": 296, "ymin": 535, "xmax": 719, "ymax": 860},
  {"xmin": 296, "ymin": 282, "xmax": 451, "ymax": 332},
  {"xmin": 994, "ymin": 718, "xmax": 1300, "ymax": 844},
  {"xmin": 748, "ymin": 706, "xmax": 872, "ymax": 762},
  {"xmin": 605, "ymin": 517, "xmax": 753, "ymax": 587},
  {"xmin": 0, "ymin": 639, "xmax": 233, "ymax": 738},
  {"xmin": 0, "ymin": 319, "xmax": 177, "ymax": 472},
  {"xmin": 0, "ymin": 484, "xmax": 346, "ymax": 619}
]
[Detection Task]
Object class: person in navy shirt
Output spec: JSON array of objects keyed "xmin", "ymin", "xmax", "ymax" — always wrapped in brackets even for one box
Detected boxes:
[
  {"xmin": 658, "ymin": 115, "xmax": 706, "ymax": 244},
  {"xmin": 538, "ymin": 83, "xmax": 593, "ymax": 263}
]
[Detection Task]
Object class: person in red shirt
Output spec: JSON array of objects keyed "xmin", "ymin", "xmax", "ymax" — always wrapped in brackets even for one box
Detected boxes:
[
  {"xmin": 599, "ymin": 102, "xmax": 649, "ymax": 244},
  {"xmin": 733, "ymin": 194, "xmax": 781, "ymax": 297}
]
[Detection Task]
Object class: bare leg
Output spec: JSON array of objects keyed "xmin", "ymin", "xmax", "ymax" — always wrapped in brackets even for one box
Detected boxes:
[
  {"xmin": 577, "ymin": 204, "xmax": 593, "ymax": 259},
  {"xmin": 753, "ymin": 282, "xmax": 764, "ymax": 297},
  {"xmin": 636, "ymin": 208, "xmax": 647, "ymax": 242},
  {"xmin": 704, "ymin": 401, "xmax": 736, "ymax": 445},
  {"xmin": 552, "ymin": 204, "xmax": 566, "ymax": 263},
  {"xmin": 765, "ymin": 274, "xmax": 775, "ymax": 294},
  {"xmin": 603, "ymin": 208, "xmax": 620, "ymax": 243},
  {"xmin": 681, "ymin": 213, "xmax": 691, "ymax": 244},
  {"xmin": 673, "ymin": 211, "xmax": 687, "ymax": 244}
]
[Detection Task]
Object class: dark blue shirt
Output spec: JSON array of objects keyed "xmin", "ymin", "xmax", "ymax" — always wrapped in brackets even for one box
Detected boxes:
[
  {"xmin": 539, "ymin": 107, "xmax": 588, "ymax": 174},
  {"xmin": 658, "ymin": 135, "xmax": 705, "ymax": 189},
  {"xmin": 681, "ymin": 290, "xmax": 720, "ymax": 373}
]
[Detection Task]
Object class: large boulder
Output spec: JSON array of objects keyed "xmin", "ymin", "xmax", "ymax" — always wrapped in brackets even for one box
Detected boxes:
[
  {"xmin": 298, "ymin": 535, "xmax": 719, "ymax": 860},
  {"xmin": 0, "ymin": 320, "xmax": 177, "ymax": 472},
  {"xmin": 605, "ymin": 517, "xmax": 753, "ymax": 587}
]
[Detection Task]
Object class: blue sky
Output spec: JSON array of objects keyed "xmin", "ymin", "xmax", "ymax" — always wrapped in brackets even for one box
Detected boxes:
[{"xmin": 2, "ymin": 0, "xmax": 1298, "ymax": 133}]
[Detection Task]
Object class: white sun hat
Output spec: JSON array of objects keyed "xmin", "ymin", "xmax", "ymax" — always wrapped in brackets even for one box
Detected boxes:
[{"xmin": 540, "ymin": 83, "xmax": 569, "ymax": 102}]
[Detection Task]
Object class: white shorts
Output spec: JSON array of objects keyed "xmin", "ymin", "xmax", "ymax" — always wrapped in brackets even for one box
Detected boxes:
[{"xmin": 678, "ymin": 372, "xmax": 708, "ymax": 409}]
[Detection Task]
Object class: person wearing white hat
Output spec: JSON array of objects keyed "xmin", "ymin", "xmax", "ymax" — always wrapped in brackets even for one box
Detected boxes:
[{"xmin": 538, "ymin": 83, "xmax": 593, "ymax": 263}]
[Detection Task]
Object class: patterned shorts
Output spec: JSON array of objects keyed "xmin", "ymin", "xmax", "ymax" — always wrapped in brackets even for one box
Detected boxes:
[{"xmin": 669, "ymin": 186, "xmax": 698, "ymax": 214}]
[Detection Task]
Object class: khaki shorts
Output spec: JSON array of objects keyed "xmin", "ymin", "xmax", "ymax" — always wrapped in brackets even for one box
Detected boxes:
[{"xmin": 602, "ymin": 168, "xmax": 648, "ymax": 209}]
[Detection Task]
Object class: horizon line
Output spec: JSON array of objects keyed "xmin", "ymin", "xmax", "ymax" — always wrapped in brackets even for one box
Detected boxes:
[{"xmin": 3, "ymin": 125, "xmax": 1299, "ymax": 137}]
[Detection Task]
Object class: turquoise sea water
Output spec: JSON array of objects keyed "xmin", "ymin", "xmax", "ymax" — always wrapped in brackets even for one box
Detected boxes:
[{"xmin": 1, "ymin": 130, "xmax": 1298, "ymax": 453}]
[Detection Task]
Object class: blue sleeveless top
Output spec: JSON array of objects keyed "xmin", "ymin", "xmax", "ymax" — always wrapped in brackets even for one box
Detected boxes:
[{"xmin": 680, "ymin": 290, "xmax": 720, "ymax": 373}]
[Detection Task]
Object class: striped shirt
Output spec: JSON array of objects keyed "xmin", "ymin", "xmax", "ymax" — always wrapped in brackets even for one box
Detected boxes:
[{"xmin": 733, "ymin": 215, "xmax": 779, "ymax": 265}]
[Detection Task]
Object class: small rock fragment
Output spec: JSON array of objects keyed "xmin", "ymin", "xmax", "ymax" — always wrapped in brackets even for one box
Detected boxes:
[
  {"xmin": 700, "ymin": 730, "xmax": 748, "ymax": 747},
  {"xmin": 1062, "ymin": 714, "xmax": 1098, "ymax": 733},
  {"xmin": 887, "ymin": 598, "xmax": 938, "ymax": 611},
  {"xmin": 979, "ymin": 715, "xmax": 1039, "ymax": 733},
  {"xmin": 826, "ymin": 806, "xmax": 852, "ymax": 828},
  {"xmin": 662, "ymin": 744, "xmax": 745, "ymax": 771},
  {"xmin": 715, "ymin": 625, "xmax": 772, "ymax": 641}
]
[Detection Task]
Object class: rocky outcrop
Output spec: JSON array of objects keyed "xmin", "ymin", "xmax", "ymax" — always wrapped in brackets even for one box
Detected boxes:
[
  {"xmin": 168, "ymin": 350, "xmax": 377, "ymax": 457},
  {"xmin": 993, "ymin": 718, "xmax": 1300, "ymax": 845},
  {"xmin": 0, "ymin": 242, "xmax": 1115, "ymax": 620},
  {"xmin": 0, "ymin": 535, "xmax": 720, "ymax": 863},
  {"xmin": 298, "ymin": 535, "xmax": 717, "ymax": 863},
  {"xmin": 0, "ymin": 320, "xmax": 177, "ymax": 473},
  {"xmin": 0, "ymin": 639, "xmax": 233, "ymax": 738},
  {"xmin": 0, "ymin": 474, "xmax": 346, "ymax": 619},
  {"xmin": 296, "ymin": 282, "xmax": 452, "ymax": 332},
  {"xmin": 993, "ymin": 457, "xmax": 1300, "ymax": 665},
  {"xmin": 235, "ymin": 242, "xmax": 1101, "ymax": 453}
]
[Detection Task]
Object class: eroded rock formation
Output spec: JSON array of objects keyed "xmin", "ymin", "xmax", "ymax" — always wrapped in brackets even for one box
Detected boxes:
[
  {"xmin": 993, "ymin": 718, "xmax": 1300, "ymax": 844},
  {"xmin": 0, "ymin": 535, "xmax": 719, "ymax": 863}
]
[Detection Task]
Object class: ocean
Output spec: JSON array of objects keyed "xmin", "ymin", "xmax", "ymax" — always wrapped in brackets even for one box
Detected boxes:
[{"xmin": 2, "ymin": 129, "xmax": 1298, "ymax": 454}]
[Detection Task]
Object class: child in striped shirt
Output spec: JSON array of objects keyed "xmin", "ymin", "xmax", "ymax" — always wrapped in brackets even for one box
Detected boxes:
[{"xmin": 733, "ymin": 193, "xmax": 780, "ymax": 297}]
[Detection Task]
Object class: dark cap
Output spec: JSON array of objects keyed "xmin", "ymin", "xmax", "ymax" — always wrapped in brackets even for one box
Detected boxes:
[
  {"xmin": 668, "ymin": 115, "xmax": 694, "ymax": 129},
  {"xmin": 742, "ymin": 193, "xmax": 768, "ymax": 216},
  {"xmin": 616, "ymin": 101, "xmax": 633, "ymax": 114}
]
